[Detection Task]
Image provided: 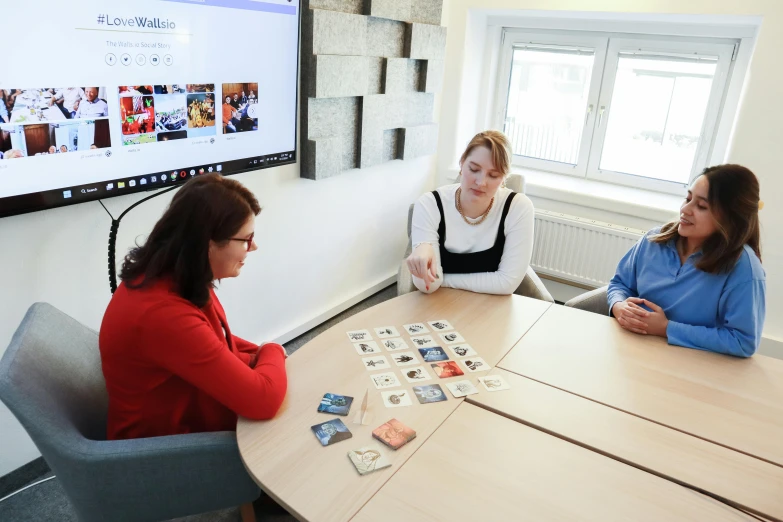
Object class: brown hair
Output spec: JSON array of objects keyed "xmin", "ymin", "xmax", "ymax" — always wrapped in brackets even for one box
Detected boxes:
[
  {"xmin": 459, "ymin": 130, "xmax": 512, "ymax": 176},
  {"xmin": 650, "ymin": 164, "xmax": 761, "ymax": 274},
  {"xmin": 120, "ymin": 174, "xmax": 261, "ymax": 307}
]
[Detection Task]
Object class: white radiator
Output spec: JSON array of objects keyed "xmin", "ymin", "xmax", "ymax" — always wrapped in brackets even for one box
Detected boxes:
[{"xmin": 531, "ymin": 210, "xmax": 645, "ymax": 288}]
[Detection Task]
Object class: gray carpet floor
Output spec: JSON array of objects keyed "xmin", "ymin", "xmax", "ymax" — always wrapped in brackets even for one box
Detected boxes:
[{"xmin": 0, "ymin": 284, "xmax": 397, "ymax": 522}]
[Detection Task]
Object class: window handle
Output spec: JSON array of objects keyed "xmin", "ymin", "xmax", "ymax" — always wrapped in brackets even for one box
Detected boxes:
[
  {"xmin": 585, "ymin": 104, "xmax": 593, "ymax": 127},
  {"xmin": 598, "ymin": 105, "xmax": 606, "ymax": 126}
]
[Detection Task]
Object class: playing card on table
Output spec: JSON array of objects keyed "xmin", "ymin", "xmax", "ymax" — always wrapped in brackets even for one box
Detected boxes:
[
  {"xmin": 459, "ymin": 357, "xmax": 490, "ymax": 373},
  {"xmin": 479, "ymin": 375, "xmax": 511, "ymax": 391},
  {"xmin": 361, "ymin": 355, "xmax": 390, "ymax": 371},
  {"xmin": 370, "ymin": 372, "xmax": 402, "ymax": 390},
  {"xmin": 403, "ymin": 323, "xmax": 430, "ymax": 335},
  {"xmin": 381, "ymin": 389, "xmax": 413, "ymax": 408},
  {"xmin": 372, "ymin": 418, "xmax": 417, "ymax": 449},
  {"xmin": 402, "ymin": 366, "xmax": 432, "ymax": 383},
  {"xmin": 311, "ymin": 418, "xmax": 353, "ymax": 446},
  {"xmin": 431, "ymin": 361, "xmax": 464, "ymax": 379},
  {"xmin": 353, "ymin": 341, "xmax": 381, "ymax": 355},
  {"xmin": 318, "ymin": 393, "xmax": 354, "ymax": 416},
  {"xmin": 391, "ymin": 351, "xmax": 419, "ymax": 367},
  {"xmin": 347, "ymin": 447, "xmax": 392, "ymax": 475},
  {"xmin": 445, "ymin": 380, "xmax": 479, "ymax": 398},
  {"xmin": 413, "ymin": 384, "xmax": 448, "ymax": 404},
  {"xmin": 428, "ymin": 320, "xmax": 454, "ymax": 332},
  {"xmin": 346, "ymin": 329, "xmax": 373, "ymax": 342},
  {"xmin": 382, "ymin": 338, "xmax": 409, "ymax": 351},
  {"xmin": 439, "ymin": 331, "xmax": 465, "ymax": 344},
  {"xmin": 418, "ymin": 346, "xmax": 449, "ymax": 362},
  {"xmin": 409, "ymin": 335, "xmax": 437, "ymax": 348},
  {"xmin": 448, "ymin": 343, "xmax": 478, "ymax": 358},
  {"xmin": 374, "ymin": 326, "xmax": 400, "ymax": 338}
]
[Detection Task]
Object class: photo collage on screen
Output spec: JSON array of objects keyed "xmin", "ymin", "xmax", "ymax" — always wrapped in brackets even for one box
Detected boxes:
[
  {"xmin": 221, "ymin": 83, "xmax": 259, "ymax": 134},
  {"xmin": 118, "ymin": 84, "xmax": 216, "ymax": 146},
  {"xmin": 0, "ymin": 87, "xmax": 112, "ymax": 160}
]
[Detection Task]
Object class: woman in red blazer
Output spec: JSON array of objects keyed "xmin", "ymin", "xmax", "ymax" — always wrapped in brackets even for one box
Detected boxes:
[{"xmin": 100, "ymin": 174, "xmax": 287, "ymax": 440}]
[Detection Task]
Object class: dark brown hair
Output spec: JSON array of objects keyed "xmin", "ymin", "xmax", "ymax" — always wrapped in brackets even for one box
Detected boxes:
[
  {"xmin": 460, "ymin": 130, "xmax": 512, "ymax": 176},
  {"xmin": 120, "ymin": 174, "xmax": 261, "ymax": 307},
  {"xmin": 649, "ymin": 164, "xmax": 761, "ymax": 274}
]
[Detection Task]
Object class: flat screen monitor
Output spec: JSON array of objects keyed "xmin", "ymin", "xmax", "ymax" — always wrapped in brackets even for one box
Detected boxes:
[{"xmin": 0, "ymin": 0, "xmax": 300, "ymax": 218}]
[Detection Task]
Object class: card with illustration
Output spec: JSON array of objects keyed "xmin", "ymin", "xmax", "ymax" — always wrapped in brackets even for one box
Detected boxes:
[
  {"xmin": 362, "ymin": 355, "xmax": 390, "ymax": 371},
  {"xmin": 347, "ymin": 446, "xmax": 392, "ymax": 475},
  {"xmin": 439, "ymin": 331, "xmax": 466, "ymax": 345},
  {"xmin": 354, "ymin": 341, "xmax": 381, "ymax": 355},
  {"xmin": 381, "ymin": 389, "xmax": 413, "ymax": 408},
  {"xmin": 418, "ymin": 346, "xmax": 449, "ymax": 362},
  {"xmin": 428, "ymin": 320, "xmax": 454, "ymax": 332},
  {"xmin": 370, "ymin": 372, "xmax": 402, "ymax": 390},
  {"xmin": 448, "ymin": 344, "xmax": 478, "ymax": 358},
  {"xmin": 317, "ymin": 393, "xmax": 354, "ymax": 416},
  {"xmin": 374, "ymin": 326, "xmax": 400, "ymax": 338},
  {"xmin": 346, "ymin": 329, "xmax": 372, "ymax": 342},
  {"xmin": 413, "ymin": 384, "xmax": 448, "ymax": 404},
  {"xmin": 403, "ymin": 323, "xmax": 430, "ymax": 335},
  {"xmin": 431, "ymin": 361, "xmax": 464, "ymax": 379},
  {"xmin": 445, "ymin": 380, "xmax": 479, "ymax": 398},
  {"xmin": 382, "ymin": 338, "xmax": 409, "ymax": 351},
  {"xmin": 372, "ymin": 418, "xmax": 417, "ymax": 449},
  {"xmin": 311, "ymin": 418, "xmax": 353, "ymax": 446},
  {"xmin": 479, "ymin": 375, "xmax": 511, "ymax": 391},
  {"xmin": 391, "ymin": 351, "xmax": 419, "ymax": 367},
  {"xmin": 402, "ymin": 366, "xmax": 433, "ymax": 383},
  {"xmin": 410, "ymin": 335, "xmax": 438, "ymax": 348},
  {"xmin": 460, "ymin": 357, "xmax": 490, "ymax": 373}
]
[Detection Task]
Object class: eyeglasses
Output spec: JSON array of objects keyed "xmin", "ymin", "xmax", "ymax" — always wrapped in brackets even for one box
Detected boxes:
[{"xmin": 229, "ymin": 232, "xmax": 254, "ymax": 251}]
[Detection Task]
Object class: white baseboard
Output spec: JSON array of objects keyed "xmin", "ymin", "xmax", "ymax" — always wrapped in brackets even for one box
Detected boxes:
[{"xmin": 272, "ymin": 274, "xmax": 397, "ymax": 346}]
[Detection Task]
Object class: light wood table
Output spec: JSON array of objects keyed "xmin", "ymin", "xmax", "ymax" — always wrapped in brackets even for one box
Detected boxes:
[
  {"xmin": 353, "ymin": 402, "xmax": 757, "ymax": 522},
  {"xmin": 237, "ymin": 289, "xmax": 552, "ymax": 522},
  {"xmin": 497, "ymin": 304, "xmax": 783, "ymax": 467},
  {"xmin": 467, "ymin": 369, "xmax": 783, "ymax": 522}
]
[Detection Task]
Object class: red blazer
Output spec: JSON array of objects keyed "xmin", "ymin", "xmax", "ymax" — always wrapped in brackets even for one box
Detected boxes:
[{"xmin": 99, "ymin": 278, "xmax": 287, "ymax": 440}]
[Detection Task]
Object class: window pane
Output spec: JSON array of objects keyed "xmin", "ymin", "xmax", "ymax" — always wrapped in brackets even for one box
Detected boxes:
[
  {"xmin": 599, "ymin": 55, "xmax": 717, "ymax": 184},
  {"xmin": 504, "ymin": 46, "xmax": 594, "ymax": 165}
]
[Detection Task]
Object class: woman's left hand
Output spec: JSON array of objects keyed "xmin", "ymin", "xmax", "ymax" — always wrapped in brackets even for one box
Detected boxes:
[{"xmin": 640, "ymin": 299, "xmax": 669, "ymax": 338}]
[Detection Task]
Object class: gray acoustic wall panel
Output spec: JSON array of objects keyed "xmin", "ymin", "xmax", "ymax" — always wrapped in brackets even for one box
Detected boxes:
[
  {"xmin": 305, "ymin": 136, "xmax": 343, "ymax": 179},
  {"xmin": 402, "ymin": 123, "xmax": 439, "ymax": 160},
  {"xmin": 423, "ymin": 59, "xmax": 445, "ymax": 93},
  {"xmin": 405, "ymin": 23, "xmax": 447, "ymax": 60},
  {"xmin": 366, "ymin": 18, "xmax": 407, "ymax": 58},
  {"xmin": 309, "ymin": 0, "xmax": 364, "ymax": 14},
  {"xmin": 368, "ymin": 0, "xmax": 411, "ymax": 22},
  {"xmin": 385, "ymin": 58, "xmax": 408, "ymax": 95},
  {"xmin": 367, "ymin": 57, "xmax": 385, "ymax": 95},
  {"xmin": 411, "ymin": 0, "xmax": 443, "ymax": 25},
  {"xmin": 312, "ymin": 9, "xmax": 367, "ymax": 56},
  {"xmin": 314, "ymin": 55, "xmax": 369, "ymax": 98}
]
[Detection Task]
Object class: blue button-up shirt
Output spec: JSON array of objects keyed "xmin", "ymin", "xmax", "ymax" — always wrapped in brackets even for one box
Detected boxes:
[{"xmin": 608, "ymin": 228, "xmax": 766, "ymax": 357}]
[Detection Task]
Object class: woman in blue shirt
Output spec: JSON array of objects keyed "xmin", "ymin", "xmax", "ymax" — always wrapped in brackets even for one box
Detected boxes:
[{"xmin": 608, "ymin": 164, "xmax": 765, "ymax": 357}]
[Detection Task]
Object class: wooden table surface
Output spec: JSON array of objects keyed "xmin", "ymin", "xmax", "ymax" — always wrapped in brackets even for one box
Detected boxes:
[
  {"xmin": 466, "ymin": 369, "xmax": 783, "ymax": 522},
  {"xmin": 497, "ymin": 304, "xmax": 783, "ymax": 467},
  {"xmin": 352, "ymin": 402, "xmax": 757, "ymax": 522},
  {"xmin": 237, "ymin": 289, "xmax": 552, "ymax": 522}
]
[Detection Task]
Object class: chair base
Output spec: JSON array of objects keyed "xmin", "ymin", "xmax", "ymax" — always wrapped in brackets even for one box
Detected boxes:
[{"xmin": 240, "ymin": 503, "xmax": 256, "ymax": 522}]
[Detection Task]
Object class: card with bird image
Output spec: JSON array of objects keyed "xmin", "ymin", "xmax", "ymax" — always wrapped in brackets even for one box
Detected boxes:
[
  {"xmin": 403, "ymin": 323, "xmax": 430, "ymax": 335},
  {"xmin": 372, "ymin": 418, "xmax": 417, "ymax": 449},
  {"xmin": 347, "ymin": 446, "xmax": 392, "ymax": 475},
  {"xmin": 317, "ymin": 393, "xmax": 354, "ymax": 416}
]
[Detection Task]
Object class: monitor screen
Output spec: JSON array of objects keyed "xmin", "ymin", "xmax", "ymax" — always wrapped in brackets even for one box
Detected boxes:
[{"xmin": 0, "ymin": 0, "xmax": 300, "ymax": 218}]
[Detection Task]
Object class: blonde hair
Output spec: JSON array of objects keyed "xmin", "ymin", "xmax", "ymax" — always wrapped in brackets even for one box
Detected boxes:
[{"xmin": 459, "ymin": 130, "xmax": 512, "ymax": 176}]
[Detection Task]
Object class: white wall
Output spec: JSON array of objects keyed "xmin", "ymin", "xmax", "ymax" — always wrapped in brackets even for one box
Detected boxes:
[
  {"xmin": 0, "ymin": 155, "xmax": 438, "ymax": 476},
  {"xmin": 439, "ymin": 0, "xmax": 783, "ymax": 344}
]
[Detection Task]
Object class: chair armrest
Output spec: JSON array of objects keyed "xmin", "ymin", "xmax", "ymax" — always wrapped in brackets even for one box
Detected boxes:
[
  {"xmin": 514, "ymin": 268, "xmax": 555, "ymax": 303},
  {"xmin": 564, "ymin": 286, "xmax": 609, "ymax": 316},
  {"xmin": 397, "ymin": 259, "xmax": 416, "ymax": 296}
]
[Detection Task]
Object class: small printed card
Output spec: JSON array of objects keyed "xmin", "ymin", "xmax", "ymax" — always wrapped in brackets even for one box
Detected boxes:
[
  {"xmin": 382, "ymin": 338, "xmax": 409, "ymax": 351},
  {"xmin": 347, "ymin": 447, "xmax": 392, "ymax": 475},
  {"xmin": 403, "ymin": 323, "xmax": 430, "ymax": 335},
  {"xmin": 445, "ymin": 380, "xmax": 479, "ymax": 398},
  {"xmin": 402, "ymin": 366, "xmax": 433, "ymax": 383},
  {"xmin": 391, "ymin": 351, "xmax": 419, "ymax": 367},
  {"xmin": 311, "ymin": 418, "xmax": 352, "ymax": 446},
  {"xmin": 374, "ymin": 326, "xmax": 400, "ymax": 338},
  {"xmin": 381, "ymin": 389, "xmax": 413, "ymax": 408},
  {"xmin": 418, "ymin": 347, "xmax": 449, "ymax": 362},
  {"xmin": 459, "ymin": 357, "xmax": 490, "ymax": 373},
  {"xmin": 478, "ymin": 375, "xmax": 511, "ymax": 391},
  {"xmin": 448, "ymin": 344, "xmax": 478, "ymax": 358},
  {"xmin": 346, "ymin": 329, "xmax": 373, "ymax": 342},
  {"xmin": 361, "ymin": 355, "xmax": 390, "ymax": 371},
  {"xmin": 370, "ymin": 372, "xmax": 402, "ymax": 390},
  {"xmin": 431, "ymin": 361, "xmax": 464, "ymax": 379},
  {"xmin": 428, "ymin": 320, "xmax": 454, "ymax": 332},
  {"xmin": 372, "ymin": 418, "xmax": 417, "ymax": 449},
  {"xmin": 413, "ymin": 384, "xmax": 448, "ymax": 404},
  {"xmin": 354, "ymin": 341, "xmax": 381, "ymax": 355},
  {"xmin": 409, "ymin": 335, "xmax": 438, "ymax": 348},
  {"xmin": 318, "ymin": 393, "xmax": 354, "ymax": 416},
  {"xmin": 439, "ymin": 331, "xmax": 465, "ymax": 345}
]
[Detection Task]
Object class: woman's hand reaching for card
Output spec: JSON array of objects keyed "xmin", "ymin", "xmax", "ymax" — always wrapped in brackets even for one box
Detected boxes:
[{"xmin": 407, "ymin": 243, "xmax": 442, "ymax": 293}]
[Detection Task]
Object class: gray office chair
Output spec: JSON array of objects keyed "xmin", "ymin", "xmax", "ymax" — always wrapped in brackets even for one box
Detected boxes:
[
  {"xmin": 0, "ymin": 303, "xmax": 261, "ymax": 522},
  {"xmin": 398, "ymin": 174, "xmax": 554, "ymax": 303},
  {"xmin": 564, "ymin": 286, "xmax": 610, "ymax": 316}
]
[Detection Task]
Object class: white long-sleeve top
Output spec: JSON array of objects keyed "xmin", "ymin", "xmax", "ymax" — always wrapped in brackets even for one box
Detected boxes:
[{"xmin": 410, "ymin": 184, "xmax": 535, "ymax": 295}]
